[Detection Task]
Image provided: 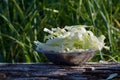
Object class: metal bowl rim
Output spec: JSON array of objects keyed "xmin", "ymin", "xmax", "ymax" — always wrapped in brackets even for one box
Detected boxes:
[{"xmin": 36, "ymin": 49, "xmax": 96, "ymax": 54}]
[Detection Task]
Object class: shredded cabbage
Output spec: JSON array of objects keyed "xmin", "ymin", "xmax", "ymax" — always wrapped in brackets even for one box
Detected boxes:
[{"xmin": 34, "ymin": 25, "xmax": 109, "ymax": 52}]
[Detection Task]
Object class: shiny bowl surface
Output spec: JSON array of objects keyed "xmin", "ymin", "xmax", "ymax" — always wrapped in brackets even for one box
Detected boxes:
[{"xmin": 36, "ymin": 50, "xmax": 96, "ymax": 65}]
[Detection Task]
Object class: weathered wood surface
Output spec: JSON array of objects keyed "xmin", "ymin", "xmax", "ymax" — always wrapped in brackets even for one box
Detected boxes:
[{"xmin": 0, "ymin": 62, "xmax": 120, "ymax": 80}]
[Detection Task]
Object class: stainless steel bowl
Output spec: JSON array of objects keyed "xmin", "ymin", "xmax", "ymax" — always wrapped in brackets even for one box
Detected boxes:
[{"xmin": 36, "ymin": 50, "xmax": 96, "ymax": 66}]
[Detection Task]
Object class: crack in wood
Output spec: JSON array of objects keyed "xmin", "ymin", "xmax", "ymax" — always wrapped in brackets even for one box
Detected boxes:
[{"xmin": 0, "ymin": 62, "xmax": 119, "ymax": 80}]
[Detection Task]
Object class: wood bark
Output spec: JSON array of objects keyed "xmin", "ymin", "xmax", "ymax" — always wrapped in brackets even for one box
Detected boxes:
[{"xmin": 0, "ymin": 62, "xmax": 119, "ymax": 80}]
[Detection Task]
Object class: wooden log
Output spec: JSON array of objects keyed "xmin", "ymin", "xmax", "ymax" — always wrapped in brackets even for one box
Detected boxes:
[{"xmin": 0, "ymin": 62, "xmax": 119, "ymax": 80}]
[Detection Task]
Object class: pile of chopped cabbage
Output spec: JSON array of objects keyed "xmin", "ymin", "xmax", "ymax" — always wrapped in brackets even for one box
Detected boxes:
[{"xmin": 34, "ymin": 25, "xmax": 109, "ymax": 52}]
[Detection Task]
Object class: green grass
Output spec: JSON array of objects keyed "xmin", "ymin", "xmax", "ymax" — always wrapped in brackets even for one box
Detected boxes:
[{"xmin": 0, "ymin": 0, "xmax": 120, "ymax": 62}]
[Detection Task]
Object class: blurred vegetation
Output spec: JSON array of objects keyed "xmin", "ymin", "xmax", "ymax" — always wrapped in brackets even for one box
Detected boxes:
[{"xmin": 0, "ymin": 0, "xmax": 120, "ymax": 63}]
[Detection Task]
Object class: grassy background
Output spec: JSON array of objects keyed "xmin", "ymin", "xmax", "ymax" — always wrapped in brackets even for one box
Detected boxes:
[{"xmin": 0, "ymin": 0, "xmax": 120, "ymax": 63}]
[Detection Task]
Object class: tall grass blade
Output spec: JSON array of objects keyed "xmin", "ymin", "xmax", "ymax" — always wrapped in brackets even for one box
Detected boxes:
[{"xmin": 0, "ymin": 14, "xmax": 20, "ymax": 36}]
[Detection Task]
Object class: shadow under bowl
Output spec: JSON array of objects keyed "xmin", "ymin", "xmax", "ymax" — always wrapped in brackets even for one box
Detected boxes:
[{"xmin": 37, "ymin": 50, "xmax": 96, "ymax": 66}]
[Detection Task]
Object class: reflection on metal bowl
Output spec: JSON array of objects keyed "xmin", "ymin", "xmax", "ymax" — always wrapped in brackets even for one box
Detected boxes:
[{"xmin": 36, "ymin": 50, "xmax": 96, "ymax": 66}]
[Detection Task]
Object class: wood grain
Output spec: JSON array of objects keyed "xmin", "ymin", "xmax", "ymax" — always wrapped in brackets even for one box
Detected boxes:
[{"xmin": 0, "ymin": 62, "xmax": 120, "ymax": 80}]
